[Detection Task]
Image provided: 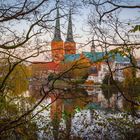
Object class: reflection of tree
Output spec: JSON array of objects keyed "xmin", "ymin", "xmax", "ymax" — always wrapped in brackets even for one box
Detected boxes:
[
  {"xmin": 61, "ymin": 88, "xmax": 88, "ymax": 139},
  {"xmin": 52, "ymin": 115, "xmax": 60, "ymax": 140},
  {"xmin": 102, "ymin": 74, "xmax": 119, "ymax": 108}
]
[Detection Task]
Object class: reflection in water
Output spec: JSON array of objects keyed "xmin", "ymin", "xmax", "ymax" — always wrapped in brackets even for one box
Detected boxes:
[
  {"xmin": 30, "ymin": 84, "xmax": 125, "ymax": 139},
  {"xmin": 50, "ymin": 87, "xmax": 123, "ymax": 120},
  {"xmin": 86, "ymin": 86, "xmax": 123, "ymax": 111}
]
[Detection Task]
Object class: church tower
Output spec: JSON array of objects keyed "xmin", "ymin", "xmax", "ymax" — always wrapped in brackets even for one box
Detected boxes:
[
  {"xmin": 64, "ymin": 10, "xmax": 76, "ymax": 55},
  {"xmin": 51, "ymin": 8, "xmax": 64, "ymax": 62}
]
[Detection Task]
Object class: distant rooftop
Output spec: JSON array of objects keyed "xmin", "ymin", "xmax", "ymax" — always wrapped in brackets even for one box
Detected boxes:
[
  {"xmin": 64, "ymin": 51, "xmax": 130, "ymax": 63},
  {"xmin": 31, "ymin": 61, "xmax": 60, "ymax": 71}
]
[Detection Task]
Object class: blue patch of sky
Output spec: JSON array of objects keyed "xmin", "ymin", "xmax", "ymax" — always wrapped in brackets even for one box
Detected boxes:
[{"xmin": 2, "ymin": 0, "xmax": 140, "ymax": 44}]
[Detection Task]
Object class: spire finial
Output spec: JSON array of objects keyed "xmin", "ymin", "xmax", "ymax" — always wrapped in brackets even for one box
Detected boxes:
[
  {"xmin": 66, "ymin": 9, "xmax": 74, "ymax": 42},
  {"xmin": 53, "ymin": 7, "xmax": 62, "ymax": 41}
]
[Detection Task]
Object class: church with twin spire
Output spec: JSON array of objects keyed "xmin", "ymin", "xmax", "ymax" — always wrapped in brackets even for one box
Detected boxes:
[
  {"xmin": 51, "ymin": 8, "xmax": 76, "ymax": 63},
  {"xmin": 31, "ymin": 8, "xmax": 130, "ymax": 86},
  {"xmin": 30, "ymin": 8, "xmax": 77, "ymax": 82}
]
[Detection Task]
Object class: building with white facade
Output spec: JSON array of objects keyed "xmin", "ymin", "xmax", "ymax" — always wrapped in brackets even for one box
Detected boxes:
[{"xmin": 87, "ymin": 60, "xmax": 130, "ymax": 84}]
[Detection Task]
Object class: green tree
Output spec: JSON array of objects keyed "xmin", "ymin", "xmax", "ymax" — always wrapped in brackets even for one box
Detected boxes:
[{"xmin": 7, "ymin": 64, "xmax": 30, "ymax": 96}]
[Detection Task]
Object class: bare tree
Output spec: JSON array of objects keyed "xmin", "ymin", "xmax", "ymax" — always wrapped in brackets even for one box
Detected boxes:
[
  {"xmin": 83, "ymin": 0, "xmax": 140, "ymax": 23},
  {"xmin": 0, "ymin": 0, "xmax": 68, "ymax": 138},
  {"xmin": 82, "ymin": 0, "xmax": 140, "ymax": 116}
]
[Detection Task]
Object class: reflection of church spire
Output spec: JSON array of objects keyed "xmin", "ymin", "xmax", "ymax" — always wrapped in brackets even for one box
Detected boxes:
[
  {"xmin": 53, "ymin": 8, "xmax": 62, "ymax": 41},
  {"xmin": 91, "ymin": 38, "xmax": 95, "ymax": 53},
  {"xmin": 66, "ymin": 10, "xmax": 74, "ymax": 42}
]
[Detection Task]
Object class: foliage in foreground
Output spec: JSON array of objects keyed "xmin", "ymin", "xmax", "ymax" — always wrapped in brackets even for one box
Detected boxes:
[{"xmin": 31, "ymin": 106, "xmax": 140, "ymax": 140}]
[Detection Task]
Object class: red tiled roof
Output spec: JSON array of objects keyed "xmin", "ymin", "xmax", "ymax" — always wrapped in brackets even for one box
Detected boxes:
[{"xmin": 32, "ymin": 61, "xmax": 60, "ymax": 71}]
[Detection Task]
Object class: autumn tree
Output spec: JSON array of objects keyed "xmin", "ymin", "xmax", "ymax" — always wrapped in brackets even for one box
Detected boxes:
[
  {"xmin": 82, "ymin": 0, "xmax": 140, "ymax": 111},
  {"xmin": 60, "ymin": 56, "xmax": 90, "ymax": 85},
  {"xmin": 123, "ymin": 68, "xmax": 140, "ymax": 115},
  {"xmin": 0, "ymin": 0, "xmax": 71, "ymax": 138}
]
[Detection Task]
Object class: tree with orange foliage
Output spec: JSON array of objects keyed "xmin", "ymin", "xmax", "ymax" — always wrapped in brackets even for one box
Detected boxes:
[
  {"xmin": 123, "ymin": 68, "xmax": 140, "ymax": 114},
  {"xmin": 60, "ymin": 56, "xmax": 90, "ymax": 84}
]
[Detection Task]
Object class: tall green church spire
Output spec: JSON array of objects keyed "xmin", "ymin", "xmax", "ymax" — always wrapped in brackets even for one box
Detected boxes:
[
  {"xmin": 53, "ymin": 8, "xmax": 62, "ymax": 41},
  {"xmin": 66, "ymin": 10, "xmax": 74, "ymax": 42}
]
